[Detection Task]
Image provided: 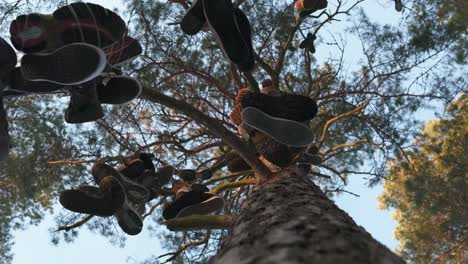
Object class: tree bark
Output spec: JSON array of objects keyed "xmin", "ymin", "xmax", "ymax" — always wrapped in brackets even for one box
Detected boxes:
[{"xmin": 210, "ymin": 169, "xmax": 405, "ymax": 264}]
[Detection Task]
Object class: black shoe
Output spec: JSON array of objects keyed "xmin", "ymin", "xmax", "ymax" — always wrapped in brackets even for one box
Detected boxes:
[
  {"xmin": 97, "ymin": 76, "xmax": 141, "ymax": 105},
  {"xmin": 21, "ymin": 43, "xmax": 107, "ymax": 85},
  {"xmin": 162, "ymin": 188, "xmax": 224, "ymax": 220},
  {"xmin": 114, "ymin": 202, "xmax": 143, "ymax": 235},
  {"xmin": 241, "ymin": 92, "xmax": 318, "ymax": 122},
  {"xmin": 156, "ymin": 165, "xmax": 175, "ymax": 186},
  {"xmin": 7, "ymin": 67, "xmax": 64, "ymax": 94},
  {"xmin": 117, "ymin": 159, "xmax": 145, "ymax": 179},
  {"xmin": 227, "ymin": 154, "xmax": 251, "ymax": 172},
  {"xmin": 0, "ymin": 99, "xmax": 10, "ymax": 161},
  {"xmin": 297, "ymin": 153, "xmax": 323, "ymax": 165},
  {"xmin": 65, "ymin": 80, "xmax": 104, "ymax": 124},
  {"xmin": 178, "ymin": 169, "xmax": 197, "ymax": 183},
  {"xmin": 202, "ymin": 0, "xmax": 251, "ymax": 66},
  {"xmin": 138, "ymin": 153, "xmax": 155, "ymax": 171},
  {"xmin": 299, "ymin": 33, "xmax": 316, "ymax": 53},
  {"xmin": 198, "ymin": 169, "xmax": 213, "ymax": 180},
  {"xmin": 92, "ymin": 162, "xmax": 150, "ymax": 203},
  {"xmin": 233, "ymin": 8, "xmax": 255, "ymax": 72},
  {"xmin": 0, "ymin": 37, "xmax": 17, "ymax": 90},
  {"xmin": 136, "ymin": 170, "xmax": 161, "ymax": 200},
  {"xmin": 59, "ymin": 179, "xmax": 125, "ymax": 217},
  {"xmin": 180, "ymin": 0, "xmax": 205, "ymax": 35}
]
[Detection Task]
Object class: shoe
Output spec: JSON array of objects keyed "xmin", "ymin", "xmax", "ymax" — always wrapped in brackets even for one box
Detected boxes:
[
  {"xmin": 0, "ymin": 99, "xmax": 10, "ymax": 161},
  {"xmin": 96, "ymin": 76, "xmax": 141, "ymax": 105},
  {"xmin": 240, "ymin": 92, "xmax": 318, "ymax": 122},
  {"xmin": 232, "ymin": 8, "xmax": 255, "ymax": 72},
  {"xmin": 64, "ymin": 80, "xmax": 104, "ymax": 124},
  {"xmin": 0, "ymin": 37, "xmax": 17, "ymax": 90},
  {"xmin": 202, "ymin": 0, "xmax": 251, "ymax": 66},
  {"xmin": 59, "ymin": 179, "xmax": 125, "ymax": 217},
  {"xmin": 299, "ymin": 33, "xmax": 316, "ymax": 53},
  {"xmin": 156, "ymin": 165, "xmax": 175, "ymax": 186},
  {"xmin": 114, "ymin": 202, "xmax": 143, "ymax": 235},
  {"xmin": 242, "ymin": 107, "xmax": 315, "ymax": 147},
  {"xmin": 10, "ymin": 2, "xmax": 127, "ymax": 53},
  {"xmin": 253, "ymin": 132, "xmax": 304, "ymax": 168},
  {"xmin": 180, "ymin": 0, "xmax": 205, "ymax": 35},
  {"xmin": 103, "ymin": 36, "xmax": 142, "ymax": 66},
  {"xmin": 92, "ymin": 162, "xmax": 150, "ymax": 203},
  {"xmin": 227, "ymin": 154, "xmax": 251, "ymax": 172},
  {"xmin": 198, "ymin": 169, "xmax": 213, "ymax": 180},
  {"xmin": 178, "ymin": 169, "xmax": 197, "ymax": 183},
  {"xmin": 21, "ymin": 43, "xmax": 106, "ymax": 85},
  {"xmin": 297, "ymin": 153, "xmax": 323, "ymax": 165},
  {"xmin": 117, "ymin": 159, "xmax": 145, "ymax": 179},
  {"xmin": 136, "ymin": 170, "xmax": 161, "ymax": 200},
  {"xmin": 138, "ymin": 153, "xmax": 155, "ymax": 171},
  {"xmin": 230, "ymin": 104, "xmax": 243, "ymax": 126},
  {"xmin": 295, "ymin": 0, "xmax": 328, "ymax": 20},
  {"xmin": 395, "ymin": 0, "xmax": 402, "ymax": 12},
  {"xmin": 7, "ymin": 67, "xmax": 64, "ymax": 94},
  {"xmin": 162, "ymin": 187, "xmax": 224, "ymax": 220}
]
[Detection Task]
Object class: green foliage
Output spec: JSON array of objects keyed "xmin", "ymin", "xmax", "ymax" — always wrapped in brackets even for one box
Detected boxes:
[{"xmin": 379, "ymin": 95, "xmax": 467, "ymax": 263}]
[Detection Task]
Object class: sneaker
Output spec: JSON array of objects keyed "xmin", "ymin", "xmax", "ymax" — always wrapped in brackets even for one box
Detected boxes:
[
  {"xmin": 103, "ymin": 36, "xmax": 142, "ymax": 66},
  {"xmin": 21, "ymin": 43, "xmax": 106, "ymax": 86},
  {"xmin": 198, "ymin": 169, "xmax": 213, "ymax": 180},
  {"xmin": 227, "ymin": 154, "xmax": 251, "ymax": 172},
  {"xmin": 7, "ymin": 67, "xmax": 64, "ymax": 94},
  {"xmin": 117, "ymin": 159, "xmax": 145, "ymax": 179},
  {"xmin": 297, "ymin": 153, "xmax": 323, "ymax": 165},
  {"xmin": 299, "ymin": 33, "xmax": 316, "ymax": 53},
  {"xmin": 64, "ymin": 80, "xmax": 104, "ymax": 124},
  {"xmin": 180, "ymin": 0, "xmax": 205, "ymax": 35},
  {"xmin": 232, "ymin": 8, "xmax": 255, "ymax": 72},
  {"xmin": 242, "ymin": 107, "xmax": 315, "ymax": 147},
  {"xmin": 162, "ymin": 187, "xmax": 224, "ymax": 220},
  {"xmin": 295, "ymin": 0, "xmax": 328, "ymax": 20},
  {"xmin": 10, "ymin": 2, "xmax": 127, "ymax": 53},
  {"xmin": 202, "ymin": 0, "xmax": 251, "ymax": 66},
  {"xmin": 136, "ymin": 170, "xmax": 161, "ymax": 200},
  {"xmin": 91, "ymin": 162, "xmax": 150, "ymax": 203},
  {"xmin": 138, "ymin": 153, "xmax": 155, "ymax": 171},
  {"xmin": 114, "ymin": 202, "xmax": 143, "ymax": 235},
  {"xmin": 395, "ymin": 0, "xmax": 402, "ymax": 12},
  {"xmin": 59, "ymin": 178, "xmax": 125, "ymax": 217},
  {"xmin": 0, "ymin": 99, "xmax": 10, "ymax": 161},
  {"xmin": 96, "ymin": 76, "xmax": 141, "ymax": 105},
  {"xmin": 240, "ymin": 92, "xmax": 318, "ymax": 122},
  {"xmin": 178, "ymin": 169, "xmax": 197, "ymax": 183}
]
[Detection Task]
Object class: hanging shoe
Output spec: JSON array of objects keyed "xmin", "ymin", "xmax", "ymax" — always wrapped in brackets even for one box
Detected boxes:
[
  {"xmin": 117, "ymin": 159, "xmax": 145, "ymax": 179},
  {"xmin": 64, "ymin": 80, "xmax": 104, "ymax": 124},
  {"xmin": 156, "ymin": 165, "xmax": 176, "ymax": 186},
  {"xmin": 91, "ymin": 162, "xmax": 150, "ymax": 203},
  {"xmin": 136, "ymin": 170, "xmax": 161, "ymax": 200},
  {"xmin": 252, "ymin": 132, "xmax": 304, "ymax": 168},
  {"xmin": 299, "ymin": 33, "xmax": 316, "ymax": 54},
  {"xmin": 233, "ymin": 8, "xmax": 255, "ymax": 72},
  {"xmin": 178, "ymin": 169, "xmax": 197, "ymax": 183},
  {"xmin": 394, "ymin": 0, "xmax": 402, "ymax": 12},
  {"xmin": 0, "ymin": 37, "xmax": 17, "ymax": 90},
  {"xmin": 240, "ymin": 92, "xmax": 318, "ymax": 122},
  {"xmin": 242, "ymin": 107, "xmax": 315, "ymax": 147},
  {"xmin": 103, "ymin": 36, "xmax": 142, "ymax": 66},
  {"xmin": 227, "ymin": 153, "xmax": 251, "ymax": 172},
  {"xmin": 7, "ymin": 67, "xmax": 64, "ymax": 94},
  {"xmin": 202, "ymin": 0, "xmax": 251, "ymax": 66},
  {"xmin": 180, "ymin": 0, "xmax": 205, "ymax": 35},
  {"xmin": 21, "ymin": 43, "xmax": 106, "ymax": 86},
  {"xmin": 294, "ymin": 0, "xmax": 328, "ymax": 20},
  {"xmin": 162, "ymin": 186, "xmax": 224, "ymax": 220},
  {"xmin": 10, "ymin": 2, "xmax": 127, "ymax": 53},
  {"xmin": 96, "ymin": 76, "xmax": 141, "ymax": 105},
  {"xmin": 59, "ymin": 177, "xmax": 125, "ymax": 217},
  {"xmin": 138, "ymin": 153, "xmax": 155, "ymax": 171},
  {"xmin": 114, "ymin": 202, "xmax": 143, "ymax": 235},
  {"xmin": 198, "ymin": 169, "xmax": 213, "ymax": 180},
  {"xmin": 297, "ymin": 152, "xmax": 323, "ymax": 165}
]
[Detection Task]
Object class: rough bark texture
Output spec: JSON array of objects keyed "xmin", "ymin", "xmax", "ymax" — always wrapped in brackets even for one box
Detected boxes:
[{"xmin": 210, "ymin": 169, "xmax": 405, "ymax": 264}]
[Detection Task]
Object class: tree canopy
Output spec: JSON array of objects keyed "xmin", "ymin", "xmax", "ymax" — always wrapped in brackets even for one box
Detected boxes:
[{"xmin": 0, "ymin": 0, "xmax": 465, "ymax": 263}]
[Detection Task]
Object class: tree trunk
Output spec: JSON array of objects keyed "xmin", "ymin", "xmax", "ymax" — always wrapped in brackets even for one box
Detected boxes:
[{"xmin": 210, "ymin": 169, "xmax": 404, "ymax": 264}]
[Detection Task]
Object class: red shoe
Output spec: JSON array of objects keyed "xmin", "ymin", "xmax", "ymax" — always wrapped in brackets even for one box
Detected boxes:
[{"xmin": 10, "ymin": 2, "xmax": 127, "ymax": 53}]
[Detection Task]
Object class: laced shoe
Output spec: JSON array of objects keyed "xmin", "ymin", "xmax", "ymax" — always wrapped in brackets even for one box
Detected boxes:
[
  {"xmin": 294, "ymin": 0, "xmax": 328, "ymax": 20},
  {"xmin": 103, "ymin": 36, "xmax": 142, "ymax": 66},
  {"xmin": 96, "ymin": 76, "xmax": 141, "ymax": 105},
  {"xmin": 64, "ymin": 80, "xmax": 104, "ymax": 124},
  {"xmin": 117, "ymin": 159, "xmax": 145, "ymax": 179},
  {"xmin": 180, "ymin": 0, "xmax": 205, "ymax": 35},
  {"xmin": 114, "ymin": 202, "xmax": 143, "ymax": 235}
]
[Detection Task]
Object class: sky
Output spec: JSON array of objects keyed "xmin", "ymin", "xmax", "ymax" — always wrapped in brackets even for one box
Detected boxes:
[{"xmin": 8, "ymin": 0, "xmax": 434, "ymax": 263}]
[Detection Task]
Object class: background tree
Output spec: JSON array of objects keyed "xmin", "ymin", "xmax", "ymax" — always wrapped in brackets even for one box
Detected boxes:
[
  {"xmin": 0, "ymin": 0, "xmax": 465, "ymax": 263},
  {"xmin": 379, "ymin": 95, "xmax": 467, "ymax": 264}
]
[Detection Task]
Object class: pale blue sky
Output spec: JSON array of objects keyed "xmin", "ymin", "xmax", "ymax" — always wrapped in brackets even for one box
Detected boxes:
[{"xmin": 9, "ymin": 0, "xmax": 429, "ymax": 263}]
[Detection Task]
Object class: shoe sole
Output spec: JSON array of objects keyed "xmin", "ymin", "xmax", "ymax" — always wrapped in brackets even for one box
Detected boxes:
[
  {"xmin": 202, "ymin": 0, "xmax": 250, "ymax": 65},
  {"xmin": 10, "ymin": 2, "xmax": 127, "ymax": 52},
  {"xmin": 103, "ymin": 36, "xmax": 142, "ymax": 66},
  {"xmin": 115, "ymin": 204, "xmax": 143, "ymax": 235},
  {"xmin": 242, "ymin": 107, "xmax": 315, "ymax": 147},
  {"xmin": 0, "ymin": 37, "xmax": 17, "ymax": 81},
  {"xmin": 97, "ymin": 76, "xmax": 141, "ymax": 105},
  {"xmin": 21, "ymin": 43, "xmax": 106, "ymax": 85},
  {"xmin": 232, "ymin": 8, "xmax": 255, "ymax": 72},
  {"xmin": 59, "ymin": 189, "xmax": 115, "ymax": 217},
  {"xmin": 8, "ymin": 67, "xmax": 64, "ymax": 94},
  {"xmin": 162, "ymin": 190, "xmax": 211, "ymax": 220},
  {"xmin": 181, "ymin": 0, "xmax": 205, "ymax": 35},
  {"xmin": 176, "ymin": 195, "xmax": 224, "ymax": 218}
]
